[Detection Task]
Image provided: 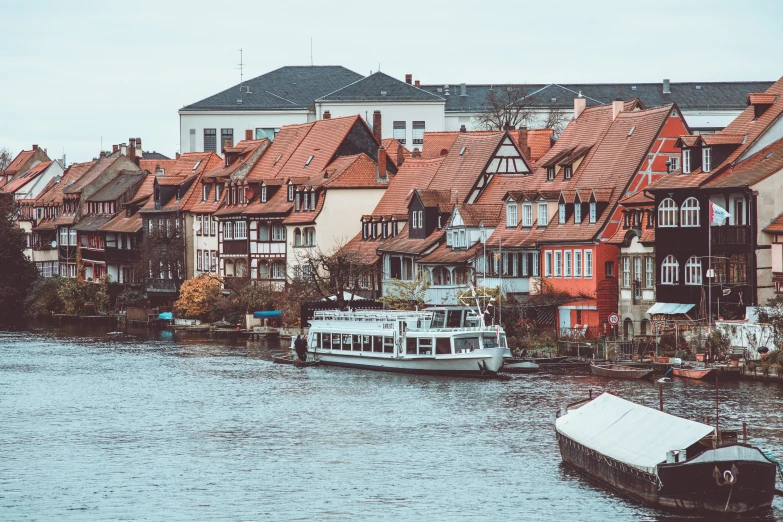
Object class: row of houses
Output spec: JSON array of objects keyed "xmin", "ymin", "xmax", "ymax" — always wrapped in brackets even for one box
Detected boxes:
[{"xmin": 3, "ymin": 76, "xmax": 783, "ymax": 339}]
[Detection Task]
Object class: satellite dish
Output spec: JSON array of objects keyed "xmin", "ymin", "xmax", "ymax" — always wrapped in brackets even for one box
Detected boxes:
[{"xmin": 51, "ymin": 240, "xmax": 57, "ymax": 249}]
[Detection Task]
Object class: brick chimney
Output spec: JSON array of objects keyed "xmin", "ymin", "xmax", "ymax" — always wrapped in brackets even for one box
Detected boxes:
[
  {"xmin": 112, "ymin": 144, "xmax": 119, "ymax": 154},
  {"xmin": 372, "ymin": 110, "xmax": 382, "ymax": 143},
  {"xmin": 574, "ymin": 97, "xmax": 587, "ymax": 120},
  {"xmin": 396, "ymin": 142, "xmax": 405, "ymax": 167},
  {"xmin": 245, "ymin": 129, "xmax": 253, "ymax": 140},
  {"xmin": 129, "ymin": 138, "xmax": 136, "ymax": 149},
  {"xmin": 517, "ymin": 127, "xmax": 531, "ymax": 159},
  {"xmin": 128, "ymin": 140, "xmax": 137, "ymax": 165},
  {"xmin": 612, "ymin": 99, "xmax": 624, "ymax": 120},
  {"xmin": 405, "ymin": 74, "xmax": 412, "ymax": 85},
  {"xmin": 377, "ymin": 145, "xmax": 387, "ymax": 180},
  {"xmin": 32, "ymin": 144, "xmax": 38, "ymax": 150},
  {"xmin": 414, "ymin": 80, "xmax": 420, "ymax": 88},
  {"xmin": 136, "ymin": 137, "xmax": 142, "ymax": 151},
  {"xmin": 99, "ymin": 151, "xmax": 106, "ymax": 159},
  {"xmin": 176, "ymin": 152, "xmax": 181, "ymax": 160},
  {"xmin": 412, "ymin": 148, "xmax": 422, "ymax": 158},
  {"xmin": 460, "ymin": 124, "xmax": 467, "ymax": 133},
  {"xmin": 323, "ymin": 110, "xmax": 331, "ymax": 119}
]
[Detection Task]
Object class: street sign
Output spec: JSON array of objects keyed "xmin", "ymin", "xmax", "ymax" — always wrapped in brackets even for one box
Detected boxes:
[{"xmin": 608, "ymin": 313, "xmax": 619, "ymax": 325}]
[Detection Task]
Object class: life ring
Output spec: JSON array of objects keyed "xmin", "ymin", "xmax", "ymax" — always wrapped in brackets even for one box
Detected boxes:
[{"xmin": 713, "ymin": 464, "xmax": 739, "ymax": 487}]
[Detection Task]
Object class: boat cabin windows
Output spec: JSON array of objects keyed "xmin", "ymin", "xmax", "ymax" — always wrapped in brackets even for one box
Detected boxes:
[
  {"xmin": 409, "ymin": 337, "xmax": 434, "ymax": 355},
  {"xmin": 454, "ymin": 336, "xmax": 480, "ymax": 353},
  {"xmin": 483, "ymin": 334, "xmax": 505, "ymax": 348},
  {"xmin": 317, "ymin": 333, "xmax": 392, "ymax": 353}
]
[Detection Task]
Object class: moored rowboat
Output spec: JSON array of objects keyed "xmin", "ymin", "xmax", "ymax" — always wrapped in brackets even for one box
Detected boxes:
[
  {"xmin": 671, "ymin": 367, "xmax": 715, "ymax": 380},
  {"xmin": 590, "ymin": 363, "xmax": 652, "ymax": 380},
  {"xmin": 501, "ymin": 361, "xmax": 539, "ymax": 373}
]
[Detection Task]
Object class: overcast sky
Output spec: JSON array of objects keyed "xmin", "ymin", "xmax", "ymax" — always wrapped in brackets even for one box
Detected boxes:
[{"xmin": 2, "ymin": 0, "xmax": 781, "ymax": 164}]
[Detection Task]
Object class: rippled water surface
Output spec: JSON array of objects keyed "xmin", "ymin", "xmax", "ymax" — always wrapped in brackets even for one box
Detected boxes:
[{"xmin": 1, "ymin": 326, "xmax": 782, "ymax": 521}]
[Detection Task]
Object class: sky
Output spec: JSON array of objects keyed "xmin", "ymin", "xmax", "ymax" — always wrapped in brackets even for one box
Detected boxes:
[{"xmin": 1, "ymin": 0, "xmax": 781, "ymax": 164}]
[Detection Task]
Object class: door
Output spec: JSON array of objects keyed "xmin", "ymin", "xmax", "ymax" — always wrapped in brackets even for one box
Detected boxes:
[{"xmin": 559, "ymin": 308, "xmax": 571, "ymax": 337}]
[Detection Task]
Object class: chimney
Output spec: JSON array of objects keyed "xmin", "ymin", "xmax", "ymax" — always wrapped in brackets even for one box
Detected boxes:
[
  {"xmin": 32, "ymin": 144, "xmax": 38, "ymax": 150},
  {"xmin": 460, "ymin": 83, "xmax": 467, "ymax": 96},
  {"xmin": 128, "ymin": 140, "xmax": 137, "ymax": 165},
  {"xmin": 574, "ymin": 97, "xmax": 587, "ymax": 119},
  {"xmin": 112, "ymin": 144, "xmax": 119, "ymax": 154},
  {"xmin": 129, "ymin": 138, "xmax": 136, "ymax": 149},
  {"xmin": 323, "ymin": 110, "xmax": 331, "ymax": 119},
  {"xmin": 405, "ymin": 74, "xmax": 412, "ymax": 85},
  {"xmin": 245, "ymin": 129, "xmax": 253, "ymax": 140},
  {"xmin": 412, "ymin": 147, "xmax": 422, "ymax": 158},
  {"xmin": 612, "ymin": 99, "xmax": 624, "ymax": 120},
  {"xmin": 396, "ymin": 142, "xmax": 405, "ymax": 167},
  {"xmin": 517, "ymin": 127, "xmax": 531, "ymax": 159},
  {"xmin": 176, "ymin": 152, "xmax": 181, "ymax": 160},
  {"xmin": 414, "ymin": 80, "xmax": 420, "ymax": 88},
  {"xmin": 460, "ymin": 124, "xmax": 467, "ymax": 133},
  {"xmin": 136, "ymin": 137, "xmax": 142, "ymax": 151},
  {"xmin": 99, "ymin": 151, "xmax": 106, "ymax": 159},
  {"xmin": 377, "ymin": 145, "xmax": 387, "ymax": 179},
  {"xmin": 662, "ymin": 79, "xmax": 671, "ymax": 94},
  {"xmin": 372, "ymin": 110, "xmax": 382, "ymax": 143}
]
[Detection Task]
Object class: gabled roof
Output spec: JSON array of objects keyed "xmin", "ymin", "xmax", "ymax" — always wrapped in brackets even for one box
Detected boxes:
[
  {"xmin": 453, "ymin": 204, "xmax": 503, "ymax": 227},
  {"xmin": 181, "ymin": 65, "xmax": 364, "ymax": 111},
  {"xmin": 763, "ymin": 211, "xmax": 783, "ymax": 234},
  {"xmin": 73, "ymin": 214, "xmax": 114, "ymax": 232},
  {"xmin": 35, "ymin": 161, "xmax": 94, "ymax": 205},
  {"xmin": 417, "ymin": 240, "xmax": 480, "ymax": 265},
  {"xmin": 647, "ymin": 76, "xmax": 783, "ymax": 191},
  {"xmin": 0, "ymin": 160, "xmax": 52, "ymax": 194},
  {"xmin": 203, "ymin": 139, "xmax": 270, "ymax": 180},
  {"xmin": 377, "ymin": 223, "xmax": 445, "ymax": 255},
  {"xmin": 705, "ymin": 137, "xmax": 783, "ymax": 189},
  {"xmin": 316, "ymin": 71, "xmax": 444, "ymax": 103},
  {"xmin": 371, "ymin": 157, "xmax": 444, "ymax": 216},
  {"xmin": 619, "ymin": 190, "xmax": 654, "ymax": 206},
  {"xmin": 63, "ymin": 157, "xmax": 119, "ymax": 194},
  {"xmin": 420, "ymin": 81, "xmax": 775, "ymax": 114},
  {"xmin": 308, "ymin": 153, "xmax": 389, "ymax": 189},
  {"xmin": 747, "ymin": 93, "xmax": 778, "ymax": 105},
  {"xmin": 416, "ymin": 189, "xmax": 453, "ymax": 207},
  {"xmin": 86, "ymin": 170, "xmax": 146, "ymax": 202}
]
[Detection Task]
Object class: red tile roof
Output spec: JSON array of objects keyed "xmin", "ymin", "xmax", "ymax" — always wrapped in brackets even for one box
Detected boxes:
[
  {"xmin": 371, "ymin": 157, "xmax": 444, "ymax": 216},
  {"xmin": 99, "ymin": 211, "xmax": 143, "ymax": 234},
  {"xmin": 377, "ymin": 224, "xmax": 444, "ymax": 255},
  {"xmin": 203, "ymin": 139, "xmax": 270, "ymax": 180},
  {"xmin": 312, "ymin": 153, "xmax": 390, "ymax": 189},
  {"xmin": 618, "ymin": 190, "xmax": 654, "ymax": 206},
  {"xmin": 140, "ymin": 153, "xmax": 222, "ymax": 214},
  {"xmin": 35, "ymin": 161, "xmax": 96, "ymax": 205},
  {"xmin": 0, "ymin": 161, "xmax": 52, "ymax": 194},
  {"xmin": 283, "ymin": 193, "xmax": 324, "ymax": 225},
  {"xmin": 3, "ymin": 149, "xmax": 35, "ymax": 177},
  {"xmin": 381, "ymin": 138, "xmax": 410, "ymax": 166},
  {"xmin": 418, "ymin": 241, "xmax": 480, "ymax": 264},
  {"xmin": 763, "ymin": 211, "xmax": 783, "ymax": 234},
  {"xmin": 453, "ymin": 204, "xmax": 503, "ymax": 227},
  {"xmin": 747, "ymin": 93, "xmax": 778, "ymax": 105},
  {"xmin": 63, "ymin": 157, "xmax": 119, "ymax": 194},
  {"xmin": 524, "ymin": 129, "xmax": 555, "ymax": 163},
  {"xmin": 705, "ymin": 137, "xmax": 783, "ymax": 189},
  {"xmin": 340, "ymin": 232, "xmax": 385, "ymax": 265},
  {"xmin": 138, "ymin": 158, "xmax": 177, "ymax": 175}
]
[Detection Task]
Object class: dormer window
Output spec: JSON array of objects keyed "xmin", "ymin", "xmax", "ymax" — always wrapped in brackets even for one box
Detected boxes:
[
  {"xmin": 202, "ymin": 184, "xmax": 209, "ymax": 202},
  {"xmin": 564, "ymin": 166, "xmax": 572, "ymax": 179},
  {"xmin": 295, "ymin": 192, "xmax": 301, "ymax": 211},
  {"xmin": 559, "ymin": 203, "xmax": 566, "ymax": 224},
  {"xmin": 506, "ymin": 203, "xmax": 518, "ymax": 227},
  {"xmin": 303, "ymin": 192, "xmax": 309, "ymax": 211},
  {"xmin": 304, "ymin": 155, "xmax": 314, "ymax": 168},
  {"xmin": 288, "ymin": 185, "xmax": 294, "ymax": 201},
  {"xmin": 362, "ymin": 222, "xmax": 369, "ymax": 239},
  {"xmin": 412, "ymin": 211, "xmax": 418, "ymax": 229},
  {"xmin": 589, "ymin": 202, "xmax": 597, "ymax": 223},
  {"xmin": 261, "ymin": 186, "xmax": 267, "ymax": 203},
  {"xmin": 682, "ymin": 149, "xmax": 691, "ymax": 173},
  {"xmin": 310, "ymin": 192, "xmax": 316, "ymax": 210},
  {"xmin": 522, "ymin": 203, "xmax": 533, "ymax": 227},
  {"xmin": 547, "ymin": 167, "xmax": 555, "ymax": 181},
  {"xmin": 214, "ymin": 184, "xmax": 222, "ymax": 202},
  {"xmin": 574, "ymin": 203, "xmax": 582, "ymax": 224},
  {"xmin": 538, "ymin": 202, "xmax": 548, "ymax": 226},
  {"xmin": 702, "ymin": 147, "xmax": 712, "ymax": 172}
]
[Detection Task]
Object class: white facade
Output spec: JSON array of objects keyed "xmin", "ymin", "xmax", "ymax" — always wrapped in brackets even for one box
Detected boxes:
[
  {"xmin": 618, "ymin": 236, "xmax": 655, "ymax": 338},
  {"xmin": 179, "ymin": 111, "xmax": 310, "ymax": 154},
  {"xmin": 14, "ymin": 162, "xmax": 64, "ymax": 201}
]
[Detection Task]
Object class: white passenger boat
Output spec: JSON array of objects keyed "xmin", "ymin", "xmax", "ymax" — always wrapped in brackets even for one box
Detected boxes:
[{"xmin": 294, "ymin": 306, "xmax": 512, "ymax": 376}]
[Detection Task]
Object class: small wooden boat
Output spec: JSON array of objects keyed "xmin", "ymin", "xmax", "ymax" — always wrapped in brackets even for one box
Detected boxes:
[
  {"xmin": 501, "ymin": 360, "xmax": 539, "ymax": 374},
  {"xmin": 272, "ymin": 355, "xmax": 319, "ymax": 367},
  {"xmin": 591, "ymin": 363, "xmax": 652, "ymax": 380},
  {"xmin": 671, "ymin": 367, "xmax": 715, "ymax": 380}
]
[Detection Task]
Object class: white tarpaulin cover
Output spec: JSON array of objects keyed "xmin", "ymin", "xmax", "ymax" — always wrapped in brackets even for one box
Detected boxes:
[{"xmin": 556, "ymin": 393, "xmax": 714, "ymax": 474}]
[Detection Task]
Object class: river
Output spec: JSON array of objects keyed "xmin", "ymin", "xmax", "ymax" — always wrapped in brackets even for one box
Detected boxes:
[{"xmin": 1, "ymin": 325, "xmax": 782, "ymax": 521}]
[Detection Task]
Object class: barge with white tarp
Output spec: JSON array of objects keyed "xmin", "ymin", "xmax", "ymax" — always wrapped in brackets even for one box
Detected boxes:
[{"xmin": 556, "ymin": 393, "xmax": 777, "ymax": 515}]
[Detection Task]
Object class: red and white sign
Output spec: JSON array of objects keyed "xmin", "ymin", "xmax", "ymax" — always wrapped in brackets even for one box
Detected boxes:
[{"xmin": 608, "ymin": 313, "xmax": 619, "ymax": 325}]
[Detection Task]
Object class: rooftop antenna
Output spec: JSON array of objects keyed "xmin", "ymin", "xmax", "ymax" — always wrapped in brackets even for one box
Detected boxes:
[
  {"xmin": 237, "ymin": 48, "xmax": 244, "ymax": 89},
  {"xmin": 310, "ymin": 37, "xmax": 313, "ymax": 66}
]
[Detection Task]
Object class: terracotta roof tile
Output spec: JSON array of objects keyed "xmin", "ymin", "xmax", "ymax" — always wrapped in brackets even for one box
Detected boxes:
[
  {"xmin": 454, "ymin": 204, "xmax": 503, "ymax": 227},
  {"xmin": 63, "ymin": 157, "xmax": 119, "ymax": 194},
  {"xmin": 747, "ymin": 93, "xmax": 778, "ymax": 105},
  {"xmin": 418, "ymin": 241, "xmax": 480, "ymax": 264},
  {"xmin": 312, "ymin": 154, "xmax": 389, "ymax": 189},
  {"xmin": 4, "ymin": 149, "xmax": 35, "ymax": 177},
  {"xmin": 619, "ymin": 190, "xmax": 654, "ymax": 206},
  {"xmin": 0, "ymin": 160, "xmax": 52, "ymax": 194},
  {"xmin": 99, "ymin": 211, "xmax": 143, "ymax": 234},
  {"xmin": 203, "ymin": 139, "xmax": 270, "ymax": 180},
  {"xmin": 763, "ymin": 211, "xmax": 783, "ymax": 234},
  {"xmin": 371, "ymin": 157, "xmax": 443, "ymax": 216},
  {"xmin": 377, "ymin": 224, "xmax": 444, "ymax": 255},
  {"xmin": 700, "ymin": 133, "xmax": 746, "ymax": 146},
  {"xmin": 705, "ymin": 137, "xmax": 783, "ymax": 189},
  {"xmin": 417, "ymin": 189, "xmax": 453, "ymax": 207}
]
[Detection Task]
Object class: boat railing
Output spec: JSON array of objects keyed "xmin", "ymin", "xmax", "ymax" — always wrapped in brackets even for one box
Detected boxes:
[{"xmin": 311, "ymin": 310, "xmax": 433, "ymax": 322}]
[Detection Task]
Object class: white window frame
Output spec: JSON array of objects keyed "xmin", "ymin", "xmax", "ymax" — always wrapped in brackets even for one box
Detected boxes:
[
  {"xmin": 538, "ymin": 203, "xmax": 548, "ymax": 226},
  {"xmin": 682, "ymin": 149, "xmax": 691, "ymax": 173},
  {"xmin": 261, "ymin": 186, "xmax": 267, "ymax": 202},
  {"xmin": 574, "ymin": 204, "xmax": 581, "ymax": 224},
  {"xmin": 532, "ymin": 252, "xmax": 540, "ymax": 277},
  {"xmin": 507, "ymin": 203, "xmax": 518, "ymax": 227},
  {"xmin": 559, "ymin": 203, "xmax": 566, "ymax": 224},
  {"xmin": 412, "ymin": 211, "xmax": 418, "ymax": 229},
  {"xmin": 622, "ymin": 256, "xmax": 631, "ymax": 288},
  {"xmin": 288, "ymin": 185, "xmax": 294, "ymax": 201},
  {"xmin": 661, "ymin": 255, "xmax": 679, "ymax": 285},
  {"xmin": 564, "ymin": 250, "xmax": 572, "ymax": 278},
  {"xmin": 669, "ymin": 156, "xmax": 679, "ymax": 171},
  {"xmin": 585, "ymin": 250, "xmax": 593, "ymax": 278},
  {"xmin": 417, "ymin": 211, "xmax": 423, "ymax": 229},
  {"xmin": 522, "ymin": 203, "xmax": 533, "ymax": 227},
  {"xmin": 223, "ymin": 221, "xmax": 233, "ymax": 240},
  {"xmin": 702, "ymin": 147, "xmax": 712, "ymax": 173},
  {"xmin": 545, "ymin": 251, "xmax": 552, "ymax": 277},
  {"xmin": 658, "ymin": 198, "xmax": 678, "ymax": 227},
  {"xmin": 589, "ymin": 202, "xmax": 597, "ymax": 223},
  {"xmin": 681, "ymin": 197, "xmax": 700, "ymax": 227},
  {"xmin": 645, "ymin": 256, "xmax": 654, "ymax": 288},
  {"xmin": 521, "ymin": 253, "xmax": 529, "ymax": 276},
  {"xmin": 574, "ymin": 250, "xmax": 582, "ymax": 277},
  {"xmin": 685, "ymin": 256, "xmax": 701, "ymax": 286},
  {"xmin": 234, "ymin": 221, "xmax": 247, "ymax": 240},
  {"xmin": 554, "ymin": 251, "xmax": 562, "ymax": 277}
]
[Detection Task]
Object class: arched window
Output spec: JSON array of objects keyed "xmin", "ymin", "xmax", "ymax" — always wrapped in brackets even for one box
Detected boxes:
[
  {"xmin": 432, "ymin": 267, "xmax": 451, "ymax": 286},
  {"xmin": 454, "ymin": 267, "xmax": 470, "ymax": 285},
  {"xmin": 294, "ymin": 227, "xmax": 302, "ymax": 247},
  {"xmin": 685, "ymin": 256, "xmax": 701, "ymax": 286},
  {"xmin": 658, "ymin": 198, "xmax": 678, "ymax": 227},
  {"xmin": 235, "ymin": 259, "xmax": 247, "ymax": 278},
  {"xmin": 623, "ymin": 318, "xmax": 634, "ymax": 340},
  {"xmin": 681, "ymin": 197, "xmax": 700, "ymax": 227},
  {"xmin": 661, "ymin": 255, "xmax": 679, "ymax": 285}
]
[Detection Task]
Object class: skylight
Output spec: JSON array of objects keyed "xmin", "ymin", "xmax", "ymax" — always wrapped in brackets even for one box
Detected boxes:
[
  {"xmin": 764, "ymin": 151, "xmax": 775, "ymax": 160},
  {"xmin": 459, "ymin": 146, "xmax": 467, "ymax": 156},
  {"xmin": 192, "ymin": 160, "xmax": 201, "ymax": 171},
  {"xmin": 274, "ymin": 154, "xmax": 282, "ymax": 165},
  {"xmin": 305, "ymin": 155, "xmax": 314, "ymax": 167},
  {"xmin": 627, "ymin": 127, "xmax": 635, "ymax": 137}
]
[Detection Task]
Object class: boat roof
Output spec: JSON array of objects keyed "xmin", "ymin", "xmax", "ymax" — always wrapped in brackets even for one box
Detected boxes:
[{"xmin": 555, "ymin": 392, "xmax": 714, "ymax": 474}]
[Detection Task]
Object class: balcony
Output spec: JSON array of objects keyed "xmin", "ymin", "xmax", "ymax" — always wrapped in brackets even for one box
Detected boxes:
[
  {"xmin": 104, "ymin": 248, "xmax": 137, "ymax": 264},
  {"xmin": 711, "ymin": 225, "xmax": 750, "ymax": 245}
]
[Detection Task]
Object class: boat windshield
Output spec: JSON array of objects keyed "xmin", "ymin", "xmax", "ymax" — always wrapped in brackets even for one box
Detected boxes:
[
  {"xmin": 482, "ymin": 334, "xmax": 506, "ymax": 348},
  {"xmin": 430, "ymin": 310, "xmax": 446, "ymax": 329},
  {"xmin": 454, "ymin": 336, "xmax": 480, "ymax": 353}
]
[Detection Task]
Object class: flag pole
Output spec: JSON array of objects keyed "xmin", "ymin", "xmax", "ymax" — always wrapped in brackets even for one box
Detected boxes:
[{"xmin": 708, "ymin": 203, "xmax": 712, "ymax": 332}]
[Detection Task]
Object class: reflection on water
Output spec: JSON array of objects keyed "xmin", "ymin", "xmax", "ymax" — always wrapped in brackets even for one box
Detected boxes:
[{"xmin": 1, "ymin": 325, "xmax": 781, "ymax": 521}]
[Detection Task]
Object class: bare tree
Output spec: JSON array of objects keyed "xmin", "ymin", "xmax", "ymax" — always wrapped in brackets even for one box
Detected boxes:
[
  {"xmin": 0, "ymin": 147, "xmax": 13, "ymax": 171},
  {"xmin": 291, "ymin": 240, "xmax": 377, "ymax": 310},
  {"xmin": 476, "ymin": 86, "xmax": 569, "ymax": 136}
]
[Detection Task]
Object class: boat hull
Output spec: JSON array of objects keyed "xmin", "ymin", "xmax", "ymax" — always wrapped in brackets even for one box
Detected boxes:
[
  {"xmin": 590, "ymin": 364, "xmax": 652, "ymax": 380},
  {"xmin": 308, "ymin": 348, "xmax": 508, "ymax": 376},
  {"xmin": 671, "ymin": 368, "xmax": 715, "ymax": 380},
  {"xmin": 557, "ymin": 432, "xmax": 776, "ymax": 515}
]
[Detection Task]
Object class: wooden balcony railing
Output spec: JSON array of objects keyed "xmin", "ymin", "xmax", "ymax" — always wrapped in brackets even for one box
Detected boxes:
[{"xmin": 711, "ymin": 225, "xmax": 750, "ymax": 245}]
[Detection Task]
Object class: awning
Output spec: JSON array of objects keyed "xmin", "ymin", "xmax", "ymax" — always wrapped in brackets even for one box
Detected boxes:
[
  {"xmin": 253, "ymin": 310, "xmax": 282, "ymax": 319},
  {"xmin": 646, "ymin": 302, "xmax": 695, "ymax": 315},
  {"xmin": 555, "ymin": 393, "xmax": 714, "ymax": 474},
  {"xmin": 560, "ymin": 299, "xmax": 597, "ymax": 310}
]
